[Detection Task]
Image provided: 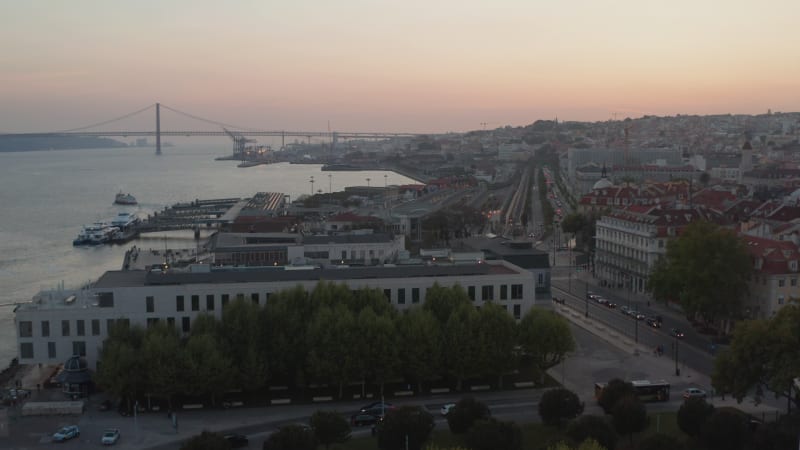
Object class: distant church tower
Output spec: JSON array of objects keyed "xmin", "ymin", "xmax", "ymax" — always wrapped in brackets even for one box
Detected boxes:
[{"xmin": 740, "ymin": 141, "xmax": 754, "ymax": 173}]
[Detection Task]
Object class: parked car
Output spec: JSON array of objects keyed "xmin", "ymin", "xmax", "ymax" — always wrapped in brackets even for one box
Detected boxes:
[
  {"xmin": 440, "ymin": 403, "xmax": 456, "ymax": 416},
  {"xmin": 604, "ymin": 300, "xmax": 617, "ymax": 309},
  {"xmin": 620, "ymin": 306, "xmax": 630, "ymax": 315},
  {"xmin": 224, "ymin": 434, "xmax": 249, "ymax": 448},
  {"xmin": 671, "ymin": 328, "xmax": 685, "ymax": 338},
  {"xmin": 645, "ymin": 317, "xmax": 661, "ymax": 328},
  {"xmin": 631, "ymin": 311, "xmax": 645, "ymax": 320},
  {"xmin": 683, "ymin": 388, "xmax": 707, "ymax": 399},
  {"xmin": 351, "ymin": 412, "xmax": 381, "ymax": 426},
  {"xmin": 52, "ymin": 425, "xmax": 80, "ymax": 442},
  {"xmin": 101, "ymin": 429, "xmax": 120, "ymax": 445}
]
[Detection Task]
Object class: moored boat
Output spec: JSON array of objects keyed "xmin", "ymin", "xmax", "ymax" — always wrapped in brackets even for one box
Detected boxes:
[
  {"xmin": 111, "ymin": 212, "xmax": 140, "ymax": 229},
  {"xmin": 73, "ymin": 223, "xmax": 119, "ymax": 246},
  {"xmin": 114, "ymin": 192, "xmax": 137, "ymax": 205}
]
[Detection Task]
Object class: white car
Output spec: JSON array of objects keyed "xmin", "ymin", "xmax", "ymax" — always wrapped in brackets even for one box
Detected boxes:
[
  {"xmin": 440, "ymin": 403, "xmax": 456, "ymax": 416},
  {"xmin": 101, "ymin": 428, "xmax": 120, "ymax": 445},
  {"xmin": 52, "ymin": 425, "xmax": 80, "ymax": 442}
]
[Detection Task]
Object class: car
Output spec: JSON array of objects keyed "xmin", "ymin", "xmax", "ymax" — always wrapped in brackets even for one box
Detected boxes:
[
  {"xmin": 52, "ymin": 425, "xmax": 80, "ymax": 442},
  {"xmin": 360, "ymin": 401, "xmax": 393, "ymax": 413},
  {"xmin": 631, "ymin": 311, "xmax": 645, "ymax": 320},
  {"xmin": 440, "ymin": 403, "xmax": 456, "ymax": 416},
  {"xmin": 604, "ymin": 300, "xmax": 617, "ymax": 309},
  {"xmin": 683, "ymin": 388, "xmax": 707, "ymax": 399},
  {"xmin": 645, "ymin": 317, "xmax": 661, "ymax": 328},
  {"xmin": 224, "ymin": 434, "xmax": 249, "ymax": 448},
  {"xmin": 620, "ymin": 306, "xmax": 630, "ymax": 315},
  {"xmin": 101, "ymin": 428, "xmax": 120, "ymax": 445},
  {"xmin": 671, "ymin": 328, "xmax": 685, "ymax": 338},
  {"xmin": 351, "ymin": 412, "xmax": 381, "ymax": 426}
]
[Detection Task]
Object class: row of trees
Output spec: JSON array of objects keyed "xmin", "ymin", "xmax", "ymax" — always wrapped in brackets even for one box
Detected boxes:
[{"xmin": 96, "ymin": 282, "xmax": 575, "ymax": 408}]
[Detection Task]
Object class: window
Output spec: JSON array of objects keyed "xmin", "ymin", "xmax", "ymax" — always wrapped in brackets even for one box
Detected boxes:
[
  {"xmin": 20, "ymin": 343, "xmax": 33, "ymax": 359},
  {"xmin": 147, "ymin": 318, "xmax": 159, "ymax": 328},
  {"xmin": 176, "ymin": 295, "xmax": 185, "ymax": 312},
  {"xmin": 41, "ymin": 320, "xmax": 50, "ymax": 337},
  {"xmin": 91, "ymin": 319, "xmax": 100, "ymax": 336},
  {"xmin": 182, "ymin": 317, "xmax": 191, "ymax": 333},
  {"xmin": 513, "ymin": 304, "xmax": 521, "ymax": 319},
  {"xmin": 19, "ymin": 321, "xmax": 32, "ymax": 338},
  {"xmin": 383, "ymin": 289, "xmax": 391, "ymax": 302},
  {"xmin": 97, "ymin": 292, "xmax": 115, "ymax": 307},
  {"xmin": 222, "ymin": 294, "xmax": 230, "ymax": 308},
  {"xmin": 250, "ymin": 293, "xmax": 259, "ymax": 305},
  {"xmin": 62, "ymin": 320, "xmax": 70, "ymax": 337},
  {"xmin": 167, "ymin": 317, "xmax": 175, "ymax": 327},
  {"xmin": 72, "ymin": 341, "xmax": 86, "ymax": 357},
  {"xmin": 500, "ymin": 285, "xmax": 508, "ymax": 300},
  {"xmin": 107, "ymin": 319, "xmax": 115, "ymax": 334},
  {"xmin": 468, "ymin": 286, "xmax": 476, "ymax": 301},
  {"xmin": 208, "ymin": 295, "xmax": 216, "ymax": 311},
  {"xmin": 146, "ymin": 296, "xmax": 155, "ymax": 313},
  {"xmin": 191, "ymin": 295, "xmax": 200, "ymax": 311},
  {"xmin": 482, "ymin": 285, "xmax": 494, "ymax": 301},
  {"xmin": 236, "ymin": 293, "xmax": 245, "ymax": 301},
  {"xmin": 412, "ymin": 288, "xmax": 420, "ymax": 304},
  {"xmin": 792, "ymin": 278, "xmax": 797, "ymax": 287},
  {"xmin": 76, "ymin": 320, "xmax": 85, "ymax": 337},
  {"xmin": 779, "ymin": 278, "xmax": 786, "ymax": 287},
  {"xmin": 398, "ymin": 288, "xmax": 406, "ymax": 304},
  {"xmin": 511, "ymin": 284, "xmax": 523, "ymax": 299},
  {"xmin": 48, "ymin": 342, "xmax": 56, "ymax": 359}
]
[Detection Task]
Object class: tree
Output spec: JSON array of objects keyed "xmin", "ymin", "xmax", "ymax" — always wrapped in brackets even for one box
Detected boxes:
[
  {"xmin": 306, "ymin": 304, "xmax": 360, "ymax": 398},
  {"xmin": 141, "ymin": 322, "xmax": 185, "ymax": 410},
  {"xmin": 474, "ymin": 303, "xmax": 517, "ymax": 388},
  {"xmin": 446, "ymin": 397, "xmax": 491, "ymax": 434},
  {"xmin": 423, "ymin": 283, "xmax": 471, "ymax": 326},
  {"xmin": 566, "ymin": 415, "xmax": 618, "ymax": 450},
  {"xmin": 356, "ymin": 307, "xmax": 398, "ymax": 398},
  {"xmin": 712, "ymin": 305, "xmax": 800, "ymax": 411},
  {"xmin": 546, "ymin": 440, "xmax": 607, "ymax": 450},
  {"xmin": 95, "ymin": 322, "xmax": 146, "ymax": 410},
  {"xmin": 262, "ymin": 424, "xmax": 317, "ymax": 450},
  {"xmin": 538, "ymin": 388, "xmax": 584, "ymax": 427},
  {"xmin": 465, "ymin": 418, "xmax": 523, "ymax": 450},
  {"xmin": 647, "ymin": 220, "xmax": 751, "ymax": 328},
  {"xmin": 597, "ymin": 379, "xmax": 634, "ymax": 414},
  {"xmin": 677, "ymin": 397, "xmax": 715, "ymax": 438},
  {"xmin": 637, "ymin": 433, "xmax": 686, "ymax": 450},
  {"xmin": 376, "ymin": 406, "xmax": 435, "ymax": 450},
  {"xmin": 180, "ymin": 431, "xmax": 231, "ymax": 450},
  {"xmin": 701, "ymin": 409, "xmax": 748, "ymax": 450},
  {"xmin": 309, "ymin": 410, "xmax": 350, "ymax": 450},
  {"xmin": 221, "ymin": 298, "xmax": 269, "ymax": 391},
  {"xmin": 396, "ymin": 308, "xmax": 442, "ymax": 392},
  {"xmin": 263, "ymin": 285, "xmax": 315, "ymax": 387},
  {"xmin": 611, "ymin": 395, "xmax": 648, "ymax": 445},
  {"xmin": 184, "ymin": 332, "xmax": 234, "ymax": 405},
  {"xmin": 443, "ymin": 304, "xmax": 480, "ymax": 391},
  {"xmin": 517, "ymin": 308, "xmax": 575, "ymax": 384}
]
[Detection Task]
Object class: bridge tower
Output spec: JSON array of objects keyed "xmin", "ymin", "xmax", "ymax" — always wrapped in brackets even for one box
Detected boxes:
[{"xmin": 155, "ymin": 102, "xmax": 162, "ymax": 155}]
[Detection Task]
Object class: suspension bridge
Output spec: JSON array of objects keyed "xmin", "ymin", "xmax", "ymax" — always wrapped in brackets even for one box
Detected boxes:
[{"xmin": 0, "ymin": 103, "xmax": 423, "ymax": 156}]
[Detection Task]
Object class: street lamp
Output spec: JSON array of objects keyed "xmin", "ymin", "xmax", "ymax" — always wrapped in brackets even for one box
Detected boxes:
[
  {"xmin": 366, "ymin": 177, "xmax": 371, "ymax": 187},
  {"xmin": 328, "ymin": 174, "xmax": 332, "ymax": 194},
  {"xmin": 674, "ymin": 335, "xmax": 680, "ymax": 376},
  {"xmin": 384, "ymin": 174, "xmax": 388, "ymax": 188},
  {"xmin": 310, "ymin": 176, "xmax": 315, "ymax": 195}
]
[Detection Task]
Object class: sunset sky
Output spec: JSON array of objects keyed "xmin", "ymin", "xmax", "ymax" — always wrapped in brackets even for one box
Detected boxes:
[{"xmin": 2, "ymin": 0, "xmax": 799, "ymax": 133}]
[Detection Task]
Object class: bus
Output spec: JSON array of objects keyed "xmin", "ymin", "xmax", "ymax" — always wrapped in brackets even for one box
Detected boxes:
[{"xmin": 594, "ymin": 379, "xmax": 670, "ymax": 403}]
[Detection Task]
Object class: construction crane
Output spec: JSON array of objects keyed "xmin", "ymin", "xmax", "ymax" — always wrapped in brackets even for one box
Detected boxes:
[
  {"xmin": 223, "ymin": 128, "xmax": 255, "ymax": 160},
  {"xmin": 480, "ymin": 122, "xmax": 496, "ymax": 131}
]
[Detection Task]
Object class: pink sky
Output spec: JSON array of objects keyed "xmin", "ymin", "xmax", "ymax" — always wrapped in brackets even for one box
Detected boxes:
[{"xmin": 2, "ymin": 0, "xmax": 799, "ymax": 133}]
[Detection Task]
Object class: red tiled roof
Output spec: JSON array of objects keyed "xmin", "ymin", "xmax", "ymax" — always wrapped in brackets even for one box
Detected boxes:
[{"xmin": 741, "ymin": 235, "xmax": 800, "ymax": 275}]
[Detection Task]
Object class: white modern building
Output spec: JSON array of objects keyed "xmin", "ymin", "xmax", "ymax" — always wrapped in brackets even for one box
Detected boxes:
[{"xmin": 16, "ymin": 260, "xmax": 536, "ymax": 369}]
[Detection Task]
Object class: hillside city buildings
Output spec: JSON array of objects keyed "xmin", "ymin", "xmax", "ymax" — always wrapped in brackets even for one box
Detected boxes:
[{"xmin": 14, "ymin": 111, "xmax": 800, "ymax": 373}]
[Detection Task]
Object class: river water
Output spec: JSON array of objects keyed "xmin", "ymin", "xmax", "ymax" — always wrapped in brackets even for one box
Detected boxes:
[{"xmin": 0, "ymin": 143, "xmax": 416, "ymax": 367}]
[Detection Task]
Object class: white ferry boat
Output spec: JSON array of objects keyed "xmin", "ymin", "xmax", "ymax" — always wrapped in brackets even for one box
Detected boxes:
[
  {"xmin": 110, "ymin": 212, "xmax": 140, "ymax": 229},
  {"xmin": 114, "ymin": 192, "xmax": 138, "ymax": 205},
  {"xmin": 73, "ymin": 223, "xmax": 120, "ymax": 246}
]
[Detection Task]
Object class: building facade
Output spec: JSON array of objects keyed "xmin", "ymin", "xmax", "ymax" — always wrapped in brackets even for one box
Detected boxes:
[{"xmin": 16, "ymin": 260, "xmax": 536, "ymax": 369}]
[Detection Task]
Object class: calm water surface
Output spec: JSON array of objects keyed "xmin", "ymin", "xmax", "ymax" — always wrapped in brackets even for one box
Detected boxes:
[{"xmin": 0, "ymin": 144, "xmax": 415, "ymax": 366}]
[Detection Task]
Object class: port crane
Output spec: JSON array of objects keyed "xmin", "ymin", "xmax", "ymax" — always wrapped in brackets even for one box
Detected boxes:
[{"xmin": 223, "ymin": 128, "xmax": 256, "ymax": 160}]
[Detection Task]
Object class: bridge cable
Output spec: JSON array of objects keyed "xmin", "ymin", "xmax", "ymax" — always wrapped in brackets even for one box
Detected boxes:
[
  {"xmin": 55, "ymin": 104, "xmax": 156, "ymax": 133},
  {"xmin": 159, "ymin": 104, "xmax": 266, "ymax": 132}
]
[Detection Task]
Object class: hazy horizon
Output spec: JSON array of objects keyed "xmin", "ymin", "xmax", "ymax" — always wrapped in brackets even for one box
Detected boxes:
[{"xmin": 2, "ymin": 0, "xmax": 799, "ymax": 133}]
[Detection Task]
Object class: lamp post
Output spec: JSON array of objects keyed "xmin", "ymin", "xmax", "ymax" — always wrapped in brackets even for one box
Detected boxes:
[
  {"xmin": 584, "ymin": 281, "xmax": 589, "ymax": 318},
  {"xmin": 310, "ymin": 176, "xmax": 315, "ymax": 195},
  {"xmin": 674, "ymin": 334, "xmax": 680, "ymax": 376},
  {"xmin": 366, "ymin": 177, "xmax": 371, "ymax": 187},
  {"xmin": 328, "ymin": 174, "xmax": 332, "ymax": 194},
  {"xmin": 384, "ymin": 174, "xmax": 388, "ymax": 188}
]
